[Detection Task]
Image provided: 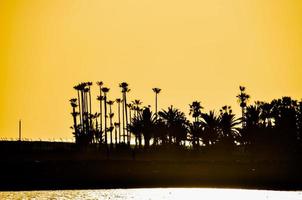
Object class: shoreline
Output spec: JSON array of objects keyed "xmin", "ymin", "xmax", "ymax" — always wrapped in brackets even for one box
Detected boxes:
[
  {"xmin": 1, "ymin": 159, "xmax": 301, "ymax": 192},
  {"xmin": 1, "ymin": 141, "xmax": 302, "ymax": 192}
]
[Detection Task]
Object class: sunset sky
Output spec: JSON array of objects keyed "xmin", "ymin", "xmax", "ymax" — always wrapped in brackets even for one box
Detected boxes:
[{"xmin": 0, "ymin": 0, "xmax": 302, "ymax": 140}]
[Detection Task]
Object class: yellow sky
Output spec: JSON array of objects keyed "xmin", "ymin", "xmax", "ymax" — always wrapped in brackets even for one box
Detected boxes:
[{"xmin": 0, "ymin": 0, "xmax": 302, "ymax": 140}]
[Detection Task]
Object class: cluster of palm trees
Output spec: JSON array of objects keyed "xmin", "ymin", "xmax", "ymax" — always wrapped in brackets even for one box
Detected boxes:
[
  {"xmin": 70, "ymin": 81, "xmax": 162, "ymax": 147},
  {"xmin": 70, "ymin": 84, "xmax": 302, "ymax": 152}
]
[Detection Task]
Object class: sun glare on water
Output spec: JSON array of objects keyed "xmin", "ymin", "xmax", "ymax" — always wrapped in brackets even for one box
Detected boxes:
[{"xmin": 0, "ymin": 188, "xmax": 301, "ymax": 200}]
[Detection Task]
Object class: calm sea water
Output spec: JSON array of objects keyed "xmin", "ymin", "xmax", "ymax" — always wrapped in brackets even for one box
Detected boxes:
[{"xmin": 0, "ymin": 188, "xmax": 301, "ymax": 200}]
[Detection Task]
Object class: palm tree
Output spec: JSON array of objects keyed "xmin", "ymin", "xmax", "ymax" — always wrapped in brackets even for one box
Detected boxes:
[
  {"xmin": 83, "ymin": 86, "xmax": 90, "ymax": 138},
  {"xmin": 101, "ymin": 87, "xmax": 110, "ymax": 145},
  {"xmin": 119, "ymin": 82, "xmax": 130, "ymax": 145},
  {"xmin": 201, "ymin": 110, "xmax": 220, "ymax": 146},
  {"xmin": 128, "ymin": 114, "xmax": 143, "ymax": 148},
  {"xmin": 189, "ymin": 101, "xmax": 203, "ymax": 123},
  {"xmin": 116, "ymin": 98, "xmax": 122, "ymax": 143},
  {"xmin": 241, "ymin": 105, "xmax": 262, "ymax": 145},
  {"xmin": 127, "ymin": 103, "xmax": 133, "ymax": 144},
  {"xmin": 189, "ymin": 101, "xmax": 203, "ymax": 146},
  {"xmin": 132, "ymin": 99, "xmax": 143, "ymax": 117},
  {"xmin": 107, "ymin": 100, "xmax": 114, "ymax": 147},
  {"xmin": 152, "ymin": 88, "xmax": 161, "ymax": 120},
  {"xmin": 129, "ymin": 107, "xmax": 155, "ymax": 147},
  {"xmin": 96, "ymin": 81, "xmax": 103, "ymax": 143},
  {"xmin": 218, "ymin": 106, "xmax": 241, "ymax": 147},
  {"xmin": 73, "ymin": 84, "xmax": 82, "ymax": 127},
  {"xmin": 70, "ymin": 98, "xmax": 79, "ymax": 142},
  {"xmin": 159, "ymin": 106, "xmax": 188, "ymax": 145},
  {"xmin": 236, "ymin": 86, "xmax": 250, "ymax": 128},
  {"xmin": 87, "ymin": 82, "xmax": 93, "ymax": 128}
]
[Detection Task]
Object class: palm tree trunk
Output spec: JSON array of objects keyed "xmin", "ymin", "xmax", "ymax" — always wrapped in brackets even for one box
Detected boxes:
[
  {"xmin": 99, "ymin": 88, "xmax": 103, "ymax": 144},
  {"xmin": 122, "ymin": 95, "xmax": 125, "ymax": 143},
  {"xmin": 80, "ymin": 90, "xmax": 85, "ymax": 130},
  {"xmin": 109, "ymin": 105, "xmax": 113, "ymax": 148},
  {"xmin": 104, "ymin": 95, "xmax": 107, "ymax": 145},
  {"xmin": 118, "ymin": 102, "xmax": 121, "ymax": 144},
  {"xmin": 115, "ymin": 125, "xmax": 118, "ymax": 146},
  {"xmin": 88, "ymin": 87, "xmax": 92, "ymax": 131},
  {"xmin": 124, "ymin": 93, "xmax": 129, "ymax": 145},
  {"xmin": 155, "ymin": 93, "xmax": 158, "ymax": 120},
  {"xmin": 77, "ymin": 91, "xmax": 82, "ymax": 128},
  {"xmin": 84, "ymin": 91, "xmax": 90, "ymax": 141}
]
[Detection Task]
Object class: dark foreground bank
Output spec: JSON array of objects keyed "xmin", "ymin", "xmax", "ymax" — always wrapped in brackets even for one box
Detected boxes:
[
  {"xmin": 0, "ymin": 141, "xmax": 302, "ymax": 191},
  {"xmin": 1, "ymin": 159, "xmax": 302, "ymax": 191}
]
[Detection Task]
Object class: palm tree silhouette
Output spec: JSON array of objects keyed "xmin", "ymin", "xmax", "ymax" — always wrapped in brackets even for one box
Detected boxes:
[
  {"xmin": 101, "ymin": 87, "xmax": 110, "ymax": 145},
  {"xmin": 96, "ymin": 81, "xmax": 104, "ymax": 143},
  {"xmin": 116, "ymin": 98, "xmax": 122, "ymax": 143},
  {"xmin": 70, "ymin": 98, "xmax": 79, "ymax": 142},
  {"xmin": 87, "ymin": 82, "xmax": 93, "ymax": 129},
  {"xmin": 201, "ymin": 110, "xmax": 220, "ymax": 146},
  {"xmin": 132, "ymin": 99, "xmax": 142, "ymax": 117},
  {"xmin": 119, "ymin": 82, "xmax": 130, "ymax": 145},
  {"xmin": 152, "ymin": 88, "xmax": 161, "ymax": 120},
  {"xmin": 189, "ymin": 101, "xmax": 203, "ymax": 146},
  {"xmin": 107, "ymin": 100, "xmax": 114, "ymax": 147},
  {"xmin": 236, "ymin": 86, "xmax": 250, "ymax": 128},
  {"xmin": 189, "ymin": 101, "xmax": 203, "ymax": 123},
  {"xmin": 73, "ymin": 84, "xmax": 82, "ymax": 127},
  {"xmin": 159, "ymin": 106, "xmax": 188, "ymax": 145},
  {"xmin": 218, "ymin": 106, "xmax": 241, "ymax": 147}
]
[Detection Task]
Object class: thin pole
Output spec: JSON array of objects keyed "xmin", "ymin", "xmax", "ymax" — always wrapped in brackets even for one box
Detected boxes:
[{"xmin": 19, "ymin": 120, "xmax": 22, "ymax": 141}]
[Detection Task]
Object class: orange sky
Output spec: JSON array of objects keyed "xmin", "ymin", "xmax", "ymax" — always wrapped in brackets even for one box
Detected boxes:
[{"xmin": 0, "ymin": 0, "xmax": 302, "ymax": 140}]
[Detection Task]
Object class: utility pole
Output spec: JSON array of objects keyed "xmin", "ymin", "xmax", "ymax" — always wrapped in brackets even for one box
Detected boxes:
[{"xmin": 19, "ymin": 119, "xmax": 22, "ymax": 141}]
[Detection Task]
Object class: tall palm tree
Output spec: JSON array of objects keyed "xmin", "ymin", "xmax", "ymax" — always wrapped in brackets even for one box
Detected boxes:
[
  {"xmin": 236, "ymin": 86, "xmax": 250, "ymax": 128},
  {"xmin": 70, "ymin": 98, "xmax": 79, "ymax": 141},
  {"xmin": 132, "ymin": 99, "xmax": 143, "ymax": 117},
  {"xmin": 107, "ymin": 100, "xmax": 114, "ymax": 147},
  {"xmin": 188, "ymin": 101, "xmax": 203, "ymax": 146},
  {"xmin": 116, "ymin": 98, "xmax": 122, "ymax": 143},
  {"xmin": 127, "ymin": 103, "xmax": 133, "ymax": 144},
  {"xmin": 87, "ymin": 82, "xmax": 93, "ymax": 127},
  {"xmin": 101, "ymin": 87, "xmax": 110, "ymax": 145},
  {"xmin": 152, "ymin": 88, "xmax": 161, "ymax": 120},
  {"xmin": 119, "ymin": 82, "xmax": 130, "ymax": 145},
  {"xmin": 83, "ymin": 86, "xmax": 91, "ymax": 138},
  {"xmin": 96, "ymin": 81, "xmax": 103, "ymax": 142},
  {"xmin": 189, "ymin": 101, "xmax": 203, "ymax": 123},
  {"xmin": 73, "ymin": 84, "xmax": 82, "ymax": 127}
]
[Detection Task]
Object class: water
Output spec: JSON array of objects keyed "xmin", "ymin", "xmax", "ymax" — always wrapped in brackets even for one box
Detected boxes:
[{"xmin": 0, "ymin": 188, "xmax": 301, "ymax": 200}]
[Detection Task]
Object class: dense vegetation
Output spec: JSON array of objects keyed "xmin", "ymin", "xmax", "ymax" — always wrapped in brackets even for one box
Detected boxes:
[{"xmin": 70, "ymin": 83, "xmax": 302, "ymax": 154}]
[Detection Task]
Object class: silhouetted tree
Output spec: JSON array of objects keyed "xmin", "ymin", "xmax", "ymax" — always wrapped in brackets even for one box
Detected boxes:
[
  {"xmin": 116, "ymin": 98, "xmax": 122, "ymax": 143},
  {"xmin": 201, "ymin": 110, "xmax": 220, "ymax": 146},
  {"xmin": 96, "ymin": 81, "xmax": 104, "ymax": 143},
  {"xmin": 107, "ymin": 100, "xmax": 114, "ymax": 147},
  {"xmin": 159, "ymin": 106, "xmax": 188, "ymax": 146},
  {"xmin": 236, "ymin": 86, "xmax": 250, "ymax": 128},
  {"xmin": 218, "ymin": 106, "xmax": 241, "ymax": 148},
  {"xmin": 119, "ymin": 82, "xmax": 130, "ymax": 145},
  {"xmin": 189, "ymin": 101, "xmax": 203, "ymax": 147},
  {"xmin": 101, "ymin": 87, "xmax": 110, "ymax": 145},
  {"xmin": 70, "ymin": 98, "xmax": 79, "ymax": 143},
  {"xmin": 152, "ymin": 88, "xmax": 161, "ymax": 120}
]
